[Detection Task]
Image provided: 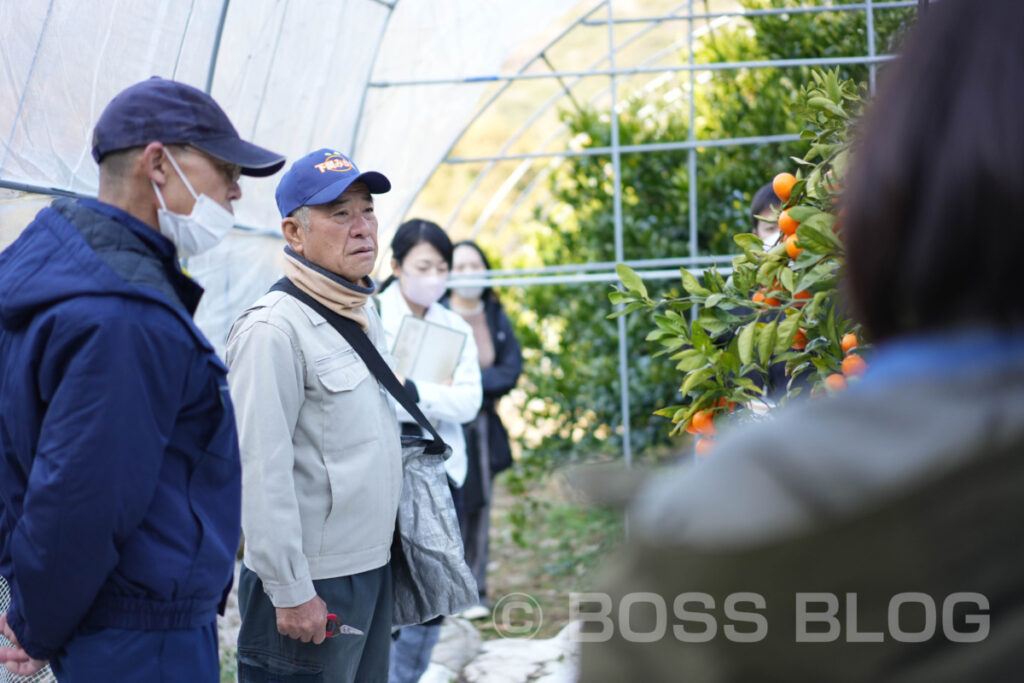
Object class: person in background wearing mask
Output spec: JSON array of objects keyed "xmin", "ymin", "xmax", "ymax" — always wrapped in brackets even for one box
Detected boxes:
[
  {"xmin": 377, "ymin": 219, "xmax": 482, "ymax": 683},
  {"xmin": 443, "ymin": 240, "xmax": 522, "ymax": 620},
  {"xmin": 750, "ymin": 181, "xmax": 782, "ymax": 247},
  {"xmin": 226, "ymin": 149, "xmax": 400, "ymax": 682},
  {"xmin": 0, "ymin": 77, "xmax": 284, "ymax": 681}
]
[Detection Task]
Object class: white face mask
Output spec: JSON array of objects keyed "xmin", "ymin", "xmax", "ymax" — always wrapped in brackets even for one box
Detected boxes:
[
  {"xmin": 401, "ymin": 273, "xmax": 448, "ymax": 309},
  {"xmin": 151, "ymin": 149, "xmax": 236, "ymax": 259},
  {"xmin": 452, "ymin": 286, "xmax": 484, "ymax": 300}
]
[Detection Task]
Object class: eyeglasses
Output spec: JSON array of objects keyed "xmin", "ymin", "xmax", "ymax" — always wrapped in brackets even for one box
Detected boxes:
[{"xmin": 184, "ymin": 145, "xmax": 242, "ymax": 185}]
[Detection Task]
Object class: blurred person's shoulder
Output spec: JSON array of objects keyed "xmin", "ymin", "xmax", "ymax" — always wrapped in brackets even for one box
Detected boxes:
[{"xmin": 631, "ymin": 363, "xmax": 1024, "ymax": 549}]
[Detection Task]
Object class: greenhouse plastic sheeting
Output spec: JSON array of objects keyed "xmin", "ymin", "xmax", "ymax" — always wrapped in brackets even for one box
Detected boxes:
[{"xmin": 0, "ymin": 0, "xmax": 577, "ymax": 353}]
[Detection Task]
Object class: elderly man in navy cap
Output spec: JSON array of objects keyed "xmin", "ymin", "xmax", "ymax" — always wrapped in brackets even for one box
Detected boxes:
[
  {"xmin": 0, "ymin": 77, "xmax": 284, "ymax": 681},
  {"xmin": 226, "ymin": 149, "xmax": 401, "ymax": 682}
]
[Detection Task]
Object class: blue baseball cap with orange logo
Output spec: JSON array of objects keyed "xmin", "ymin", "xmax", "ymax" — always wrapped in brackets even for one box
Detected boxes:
[{"xmin": 275, "ymin": 149, "xmax": 391, "ymax": 218}]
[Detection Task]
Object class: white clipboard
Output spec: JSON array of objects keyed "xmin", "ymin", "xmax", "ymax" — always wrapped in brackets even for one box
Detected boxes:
[{"xmin": 391, "ymin": 315, "xmax": 467, "ymax": 384}]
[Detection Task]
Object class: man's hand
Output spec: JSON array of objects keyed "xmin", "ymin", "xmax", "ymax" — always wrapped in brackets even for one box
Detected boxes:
[
  {"xmin": 276, "ymin": 595, "xmax": 329, "ymax": 644},
  {"xmin": 0, "ymin": 613, "xmax": 47, "ymax": 676}
]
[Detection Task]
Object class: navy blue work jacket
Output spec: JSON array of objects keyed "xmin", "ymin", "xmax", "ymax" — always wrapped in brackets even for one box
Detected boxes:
[{"xmin": 0, "ymin": 199, "xmax": 241, "ymax": 660}]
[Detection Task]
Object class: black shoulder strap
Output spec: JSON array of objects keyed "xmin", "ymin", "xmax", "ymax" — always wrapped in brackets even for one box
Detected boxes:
[{"xmin": 270, "ymin": 277, "xmax": 447, "ymax": 454}]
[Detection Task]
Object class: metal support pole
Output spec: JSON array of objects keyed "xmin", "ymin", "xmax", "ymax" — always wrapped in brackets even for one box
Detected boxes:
[
  {"xmin": 866, "ymin": 0, "xmax": 877, "ymax": 95},
  {"xmin": 0, "ymin": 179, "xmax": 88, "ymax": 199},
  {"xmin": 446, "ymin": 132, "xmax": 802, "ymax": 165},
  {"xmin": 687, "ymin": 1, "xmax": 698, "ymax": 275},
  {"xmin": 687, "ymin": 1, "xmax": 699, "ymax": 325},
  {"xmin": 606, "ymin": 0, "xmax": 632, "ymax": 468},
  {"xmin": 578, "ymin": 1, "xmax": 917, "ymax": 26},
  {"xmin": 368, "ymin": 54, "xmax": 896, "ymax": 88},
  {"xmin": 350, "ymin": 0, "xmax": 398, "ymax": 158},
  {"xmin": 204, "ymin": 0, "xmax": 231, "ymax": 94}
]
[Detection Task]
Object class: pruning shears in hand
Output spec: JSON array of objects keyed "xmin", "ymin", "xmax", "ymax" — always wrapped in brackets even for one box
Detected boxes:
[{"xmin": 326, "ymin": 612, "xmax": 364, "ymax": 638}]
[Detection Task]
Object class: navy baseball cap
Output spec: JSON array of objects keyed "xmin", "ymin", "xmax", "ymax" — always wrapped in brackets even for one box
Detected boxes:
[
  {"xmin": 275, "ymin": 149, "xmax": 390, "ymax": 218},
  {"xmin": 91, "ymin": 77, "xmax": 286, "ymax": 177}
]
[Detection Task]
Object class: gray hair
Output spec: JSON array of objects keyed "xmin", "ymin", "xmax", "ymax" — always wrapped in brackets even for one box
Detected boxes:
[{"xmin": 293, "ymin": 206, "xmax": 311, "ymax": 231}]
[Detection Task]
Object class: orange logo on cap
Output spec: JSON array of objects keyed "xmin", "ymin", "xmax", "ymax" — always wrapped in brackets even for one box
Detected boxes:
[{"xmin": 314, "ymin": 152, "xmax": 354, "ymax": 174}]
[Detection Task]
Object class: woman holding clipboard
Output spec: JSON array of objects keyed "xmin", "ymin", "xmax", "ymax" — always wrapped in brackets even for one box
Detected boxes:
[{"xmin": 377, "ymin": 219, "xmax": 482, "ymax": 683}]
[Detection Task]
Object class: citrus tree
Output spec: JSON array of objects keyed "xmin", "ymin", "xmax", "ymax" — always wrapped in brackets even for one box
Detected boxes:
[
  {"xmin": 508, "ymin": 0, "xmax": 913, "ymax": 466},
  {"xmin": 611, "ymin": 68, "xmax": 870, "ymax": 454}
]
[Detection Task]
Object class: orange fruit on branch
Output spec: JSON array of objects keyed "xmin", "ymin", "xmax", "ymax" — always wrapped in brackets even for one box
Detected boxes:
[
  {"xmin": 695, "ymin": 437, "xmax": 715, "ymax": 458},
  {"xmin": 841, "ymin": 333, "xmax": 859, "ymax": 353},
  {"xmin": 841, "ymin": 354, "xmax": 867, "ymax": 377},
  {"xmin": 792, "ymin": 328, "xmax": 808, "ymax": 350},
  {"xmin": 778, "ymin": 209, "xmax": 799, "ymax": 236},
  {"xmin": 825, "ymin": 373, "xmax": 847, "ymax": 391},
  {"xmin": 691, "ymin": 409, "xmax": 716, "ymax": 436},
  {"xmin": 773, "ymin": 172, "xmax": 797, "ymax": 202},
  {"xmin": 785, "ymin": 234, "xmax": 803, "ymax": 259}
]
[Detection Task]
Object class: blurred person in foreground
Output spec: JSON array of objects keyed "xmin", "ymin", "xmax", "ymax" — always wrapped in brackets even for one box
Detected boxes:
[
  {"xmin": 580, "ymin": 1, "xmax": 1024, "ymax": 680},
  {"xmin": 443, "ymin": 240, "xmax": 523, "ymax": 619},
  {"xmin": 0, "ymin": 77, "xmax": 284, "ymax": 680},
  {"xmin": 226, "ymin": 150, "xmax": 399, "ymax": 682}
]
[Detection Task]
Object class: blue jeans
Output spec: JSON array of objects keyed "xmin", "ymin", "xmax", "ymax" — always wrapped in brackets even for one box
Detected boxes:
[
  {"xmin": 50, "ymin": 621, "xmax": 219, "ymax": 682},
  {"xmin": 388, "ymin": 623, "xmax": 441, "ymax": 683},
  {"xmin": 236, "ymin": 564, "xmax": 392, "ymax": 683}
]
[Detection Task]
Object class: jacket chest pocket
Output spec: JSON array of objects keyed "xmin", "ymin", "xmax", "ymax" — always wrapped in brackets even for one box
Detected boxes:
[
  {"xmin": 313, "ymin": 350, "xmax": 376, "ymax": 451},
  {"xmin": 315, "ymin": 349, "xmax": 370, "ymax": 392}
]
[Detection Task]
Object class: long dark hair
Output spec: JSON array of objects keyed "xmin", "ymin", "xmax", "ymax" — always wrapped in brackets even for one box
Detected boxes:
[
  {"xmin": 379, "ymin": 218, "xmax": 453, "ymax": 292},
  {"xmin": 843, "ymin": 0, "xmax": 1024, "ymax": 340}
]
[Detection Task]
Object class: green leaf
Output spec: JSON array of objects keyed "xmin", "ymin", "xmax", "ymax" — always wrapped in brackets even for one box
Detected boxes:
[
  {"xmin": 757, "ymin": 259, "xmax": 784, "ymax": 285},
  {"xmin": 697, "ymin": 316, "xmax": 730, "ymax": 338},
  {"xmin": 680, "ymin": 268, "xmax": 712, "ymax": 297},
  {"xmin": 616, "ymin": 263, "xmax": 648, "ymax": 299},
  {"xmin": 733, "ymin": 233, "xmax": 764, "ymax": 252},
  {"xmin": 758, "ymin": 320, "xmax": 778, "ymax": 366},
  {"xmin": 811, "ymin": 357, "xmax": 834, "ymax": 373},
  {"xmin": 738, "ymin": 321, "xmax": 756, "ymax": 365},
  {"xmin": 786, "ymin": 205, "xmax": 819, "ymax": 223},
  {"xmin": 704, "ymin": 293, "xmax": 726, "ymax": 309},
  {"xmin": 720, "ymin": 347, "xmax": 741, "ymax": 375},
  {"xmin": 681, "ymin": 366, "xmax": 715, "ymax": 396},
  {"xmin": 732, "ymin": 376, "xmax": 762, "ymax": 393},
  {"xmin": 675, "ymin": 351, "xmax": 707, "ymax": 373},
  {"xmin": 707, "ymin": 268, "xmax": 728, "ymax": 293},
  {"xmin": 795, "ymin": 261, "xmax": 838, "ymax": 292},
  {"xmin": 803, "ymin": 291, "xmax": 827, "ymax": 320},
  {"xmin": 607, "ymin": 301, "xmax": 645, "ymax": 319},
  {"xmin": 774, "ymin": 310, "xmax": 803, "ymax": 354},
  {"xmin": 654, "ymin": 405, "xmax": 683, "ymax": 419},
  {"xmin": 608, "ymin": 290, "xmax": 632, "ymax": 305},
  {"xmin": 779, "ymin": 268, "xmax": 796, "ymax": 293},
  {"xmin": 802, "ymin": 212, "xmax": 838, "ymax": 235},
  {"xmin": 690, "ymin": 320, "xmax": 712, "ymax": 354}
]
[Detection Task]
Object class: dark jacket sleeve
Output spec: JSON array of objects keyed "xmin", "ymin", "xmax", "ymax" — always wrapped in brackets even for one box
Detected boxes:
[
  {"xmin": 481, "ymin": 302, "xmax": 522, "ymax": 402},
  {"xmin": 6, "ymin": 313, "xmax": 185, "ymax": 660}
]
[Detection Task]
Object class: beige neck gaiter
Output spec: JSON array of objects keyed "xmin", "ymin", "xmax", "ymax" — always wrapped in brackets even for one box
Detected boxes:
[{"xmin": 283, "ymin": 250, "xmax": 372, "ymax": 331}]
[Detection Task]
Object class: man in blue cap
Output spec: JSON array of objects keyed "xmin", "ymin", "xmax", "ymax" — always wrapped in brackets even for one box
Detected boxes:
[
  {"xmin": 226, "ymin": 149, "xmax": 401, "ymax": 682},
  {"xmin": 0, "ymin": 77, "xmax": 284, "ymax": 680}
]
